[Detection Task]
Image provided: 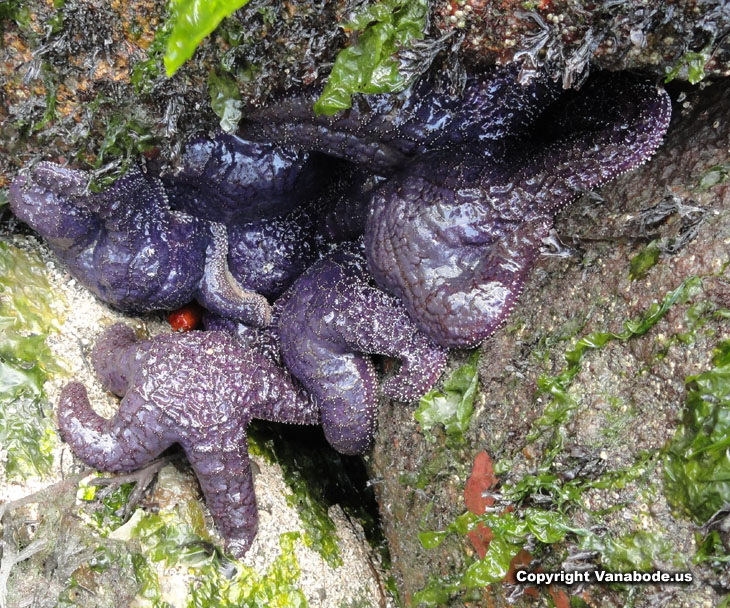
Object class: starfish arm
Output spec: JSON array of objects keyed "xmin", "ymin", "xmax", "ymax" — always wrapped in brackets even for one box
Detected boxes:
[
  {"xmin": 184, "ymin": 428, "xmax": 258, "ymax": 560},
  {"xmin": 238, "ymin": 65, "xmax": 561, "ymax": 174},
  {"xmin": 197, "ymin": 222, "xmax": 272, "ymax": 327},
  {"xmin": 337, "ymin": 283, "xmax": 448, "ymax": 402},
  {"xmin": 57, "ymin": 382, "xmax": 174, "ymax": 472},
  {"xmin": 517, "ymin": 74, "xmax": 672, "ymax": 215},
  {"xmin": 8, "ymin": 163, "xmax": 99, "ymax": 251},
  {"xmin": 294, "ymin": 352, "xmax": 379, "ymax": 456},
  {"xmin": 424, "ymin": 216, "xmax": 552, "ymax": 348},
  {"xmin": 90, "ymin": 324, "xmax": 144, "ymax": 397},
  {"xmin": 246, "ymin": 350, "xmax": 319, "ymax": 426},
  {"xmin": 163, "ymin": 134, "xmax": 323, "ymax": 223}
]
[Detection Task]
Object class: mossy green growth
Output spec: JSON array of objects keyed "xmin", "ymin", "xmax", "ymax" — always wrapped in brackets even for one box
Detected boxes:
[
  {"xmin": 664, "ymin": 339, "xmax": 730, "ymax": 524},
  {"xmin": 413, "ymin": 457, "xmax": 668, "ymax": 605},
  {"xmin": 130, "ymin": 552, "xmax": 174, "ymax": 608},
  {"xmin": 697, "ymin": 163, "xmax": 730, "ymax": 191},
  {"xmin": 0, "ymin": 0, "xmax": 30, "ymax": 30},
  {"xmin": 414, "ymin": 278, "xmax": 709, "ymax": 605},
  {"xmin": 529, "ymin": 276, "xmax": 702, "ymax": 464},
  {"xmin": 90, "ymin": 112, "xmax": 158, "ymax": 190},
  {"xmin": 248, "ymin": 425, "xmax": 344, "ymax": 568},
  {"xmin": 313, "ymin": 0, "xmax": 429, "ymax": 115},
  {"xmin": 164, "ymin": 0, "xmax": 253, "ymax": 76},
  {"xmin": 414, "ymin": 351, "xmax": 480, "ymax": 446},
  {"xmin": 628, "ymin": 241, "xmax": 661, "ymax": 281},
  {"xmin": 579, "ymin": 530, "xmax": 680, "ymax": 572},
  {"xmin": 695, "ymin": 529, "xmax": 730, "ymax": 564},
  {"xmin": 78, "ymin": 476, "xmax": 138, "ymax": 534},
  {"xmin": 665, "ymin": 45, "xmax": 712, "ymax": 85},
  {"xmin": 0, "ymin": 242, "xmax": 65, "ymax": 479},
  {"xmin": 96, "ymin": 476, "xmax": 309, "ymax": 607},
  {"xmin": 131, "ymin": 20, "xmax": 173, "ymax": 95},
  {"xmin": 185, "ymin": 532, "xmax": 308, "ymax": 608}
]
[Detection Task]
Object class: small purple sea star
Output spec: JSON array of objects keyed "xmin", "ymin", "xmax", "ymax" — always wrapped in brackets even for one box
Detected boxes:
[{"xmin": 57, "ymin": 324, "xmax": 318, "ymax": 558}]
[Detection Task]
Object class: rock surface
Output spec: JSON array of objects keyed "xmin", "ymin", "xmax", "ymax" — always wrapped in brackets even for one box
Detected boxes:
[
  {"xmin": 2, "ymin": 0, "xmax": 729, "ymax": 192},
  {"xmin": 370, "ymin": 77, "xmax": 730, "ymax": 606}
]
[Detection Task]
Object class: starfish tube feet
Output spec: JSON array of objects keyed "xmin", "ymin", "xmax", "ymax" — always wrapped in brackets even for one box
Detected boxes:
[{"xmin": 197, "ymin": 223, "xmax": 272, "ymax": 326}]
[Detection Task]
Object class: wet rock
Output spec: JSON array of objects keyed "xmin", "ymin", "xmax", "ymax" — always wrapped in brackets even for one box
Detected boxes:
[{"xmin": 371, "ymin": 76, "xmax": 730, "ymax": 606}]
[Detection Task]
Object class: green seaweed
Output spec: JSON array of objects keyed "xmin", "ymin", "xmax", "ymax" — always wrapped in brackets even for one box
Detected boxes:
[
  {"xmin": 414, "ymin": 351, "xmax": 480, "ymax": 446},
  {"xmin": 697, "ymin": 164, "xmax": 730, "ymax": 191},
  {"xmin": 414, "ymin": 278, "xmax": 710, "ymax": 605},
  {"xmin": 664, "ymin": 339, "xmax": 730, "ymax": 524},
  {"xmin": 695, "ymin": 530, "xmax": 730, "ymax": 564},
  {"xmin": 208, "ymin": 68, "xmax": 243, "ymax": 132},
  {"xmin": 164, "ymin": 0, "xmax": 252, "ymax": 76},
  {"xmin": 580, "ymin": 530, "xmax": 679, "ymax": 572},
  {"xmin": 78, "ymin": 477, "xmax": 138, "ymax": 534},
  {"xmin": 131, "ymin": 552, "xmax": 174, "ymax": 608},
  {"xmin": 185, "ymin": 532, "xmax": 308, "ymax": 608},
  {"xmin": 87, "ymin": 473, "xmax": 310, "ymax": 607},
  {"xmin": 628, "ymin": 241, "xmax": 661, "ymax": 281},
  {"xmin": 131, "ymin": 21, "xmax": 173, "ymax": 95},
  {"xmin": 313, "ymin": 0, "xmax": 429, "ymax": 115},
  {"xmin": 529, "ymin": 276, "xmax": 703, "ymax": 463},
  {"xmin": 91, "ymin": 113, "xmax": 158, "ymax": 189},
  {"xmin": 0, "ymin": 0, "xmax": 30, "ymax": 30},
  {"xmin": 414, "ymin": 459, "xmax": 672, "ymax": 605},
  {"xmin": 0, "ymin": 243, "xmax": 65, "ymax": 479},
  {"xmin": 665, "ymin": 45, "xmax": 712, "ymax": 85}
]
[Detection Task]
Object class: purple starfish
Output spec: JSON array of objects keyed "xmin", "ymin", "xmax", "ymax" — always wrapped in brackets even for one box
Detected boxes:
[
  {"xmin": 9, "ymin": 163, "xmax": 272, "ymax": 326},
  {"xmin": 57, "ymin": 324, "xmax": 318, "ymax": 558},
  {"xmin": 276, "ymin": 244, "xmax": 448, "ymax": 454},
  {"xmin": 364, "ymin": 72, "xmax": 673, "ymax": 347},
  {"xmin": 238, "ymin": 64, "xmax": 562, "ymax": 174}
]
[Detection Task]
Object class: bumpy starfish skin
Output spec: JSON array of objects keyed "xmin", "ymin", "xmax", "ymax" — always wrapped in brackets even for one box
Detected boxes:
[
  {"xmin": 225, "ymin": 164, "xmax": 375, "ymax": 298},
  {"xmin": 365, "ymin": 73, "xmax": 672, "ymax": 347},
  {"xmin": 276, "ymin": 244, "xmax": 448, "ymax": 455},
  {"xmin": 238, "ymin": 64, "xmax": 562, "ymax": 173},
  {"xmin": 58, "ymin": 324, "xmax": 318, "ymax": 558},
  {"xmin": 9, "ymin": 163, "xmax": 271, "ymax": 326},
  {"xmin": 162, "ymin": 134, "xmax": 324, "ymax": 223}
]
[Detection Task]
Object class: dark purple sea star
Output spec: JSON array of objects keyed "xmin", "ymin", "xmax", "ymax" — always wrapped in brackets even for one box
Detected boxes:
[
  {"xmin": 9, "ymin": 135, "xmax": 374, "ymax": 307},
  {"xmin": 9, "ymin": 163, "xmax": 272, "ymax": 326},
  {"xmin": 57, "ymin": 324, "xmax": 318, "ymax": 558},
  {"xmin": 238, "ymin": 64, "xmax": 562, "ymax": 174},
  {"xmin": 364, "ymin": 72, "xmax": 672, "ymax": 347},
  {"xmin": 203, "ymin": 242, "xmax": 447, "ymax": 455}
]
